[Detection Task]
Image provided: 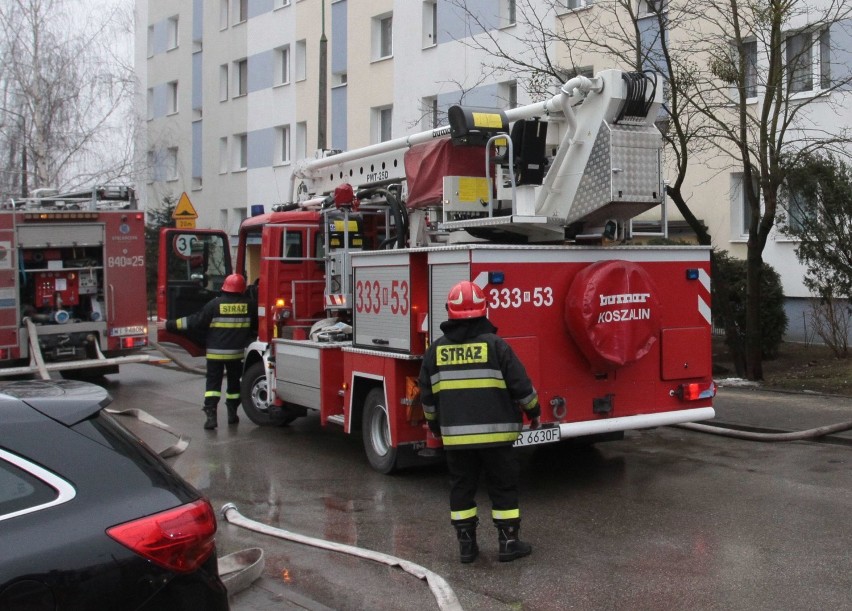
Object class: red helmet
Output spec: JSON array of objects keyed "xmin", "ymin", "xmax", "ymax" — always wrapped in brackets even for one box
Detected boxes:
[
  {"xmin": 446, "ymin": 281, "xmax": 487, "ymax": 320},
  {"xmin": 221, "ymin": 274, "xmax": 247, "ymax": 294}
]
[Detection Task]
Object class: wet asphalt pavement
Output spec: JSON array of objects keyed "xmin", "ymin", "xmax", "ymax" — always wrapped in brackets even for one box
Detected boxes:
[{"xmin": 105, "ymin": 357, "xmax": 852, "ymax": 611}]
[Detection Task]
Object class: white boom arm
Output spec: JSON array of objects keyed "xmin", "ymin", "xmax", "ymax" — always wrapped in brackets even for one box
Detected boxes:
[{"xmin": 291, "ymin": 69, "xmax": 664, "ymax": 239}]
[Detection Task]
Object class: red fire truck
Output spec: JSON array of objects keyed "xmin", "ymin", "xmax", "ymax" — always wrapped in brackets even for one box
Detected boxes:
[
  {"xmin": 158, "ymin": 69, "xmax": 715, "ymax": 473},
  {"xmin": 0, "ymin": 186, "xmax": 150, "ymax": 379}
]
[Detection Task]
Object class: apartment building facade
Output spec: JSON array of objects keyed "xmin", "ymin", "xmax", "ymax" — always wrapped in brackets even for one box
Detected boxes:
[
  {"xmin": 137, "ymin": 0, "xmax": 533, "ymax": 234},
  {"xmin": 137, "ymin": 0, "xmax": 850, "ymax": 341}
]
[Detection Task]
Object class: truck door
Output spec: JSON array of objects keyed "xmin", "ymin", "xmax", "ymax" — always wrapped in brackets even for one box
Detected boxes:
[{"xmin": 157, "ymin": 228, "xmax": 232, "ymax": 356}]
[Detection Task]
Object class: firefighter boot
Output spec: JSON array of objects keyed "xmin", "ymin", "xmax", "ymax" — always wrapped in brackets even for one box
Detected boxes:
[
  {"xmin": 225, "ymin": 401, "xmax": 240, "ymax": 424},
  {"xmin": 203, "ymin": 406, "xmax": 217, "ymax": 430},
  {"xmin": 454, "ymin": 519, "xmax": 479, "ymax": 564},
  {"xmin": 496, "ymin": 520, "xmax": 532, "ymax": 562}
]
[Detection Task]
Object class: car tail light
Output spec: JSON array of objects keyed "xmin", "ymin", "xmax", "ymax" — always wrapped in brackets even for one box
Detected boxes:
[{"xmin": 107, "ymin": 499, "xmax": 217, "ymax": 573}]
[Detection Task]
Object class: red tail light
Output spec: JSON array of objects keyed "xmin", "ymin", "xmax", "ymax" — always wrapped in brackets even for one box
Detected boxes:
[
  {"xmin": 677, "ymin": 381, "xmax": 717, "ymax": 401},
  {"xmin": 107, "ymin": 499, "xmax": 217, "ymax": 573}
]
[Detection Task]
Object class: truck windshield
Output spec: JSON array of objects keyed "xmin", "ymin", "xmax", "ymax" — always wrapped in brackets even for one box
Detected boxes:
[{"xmin": 167, "ymin": 233, "xmax": 229, "ymax": 291}]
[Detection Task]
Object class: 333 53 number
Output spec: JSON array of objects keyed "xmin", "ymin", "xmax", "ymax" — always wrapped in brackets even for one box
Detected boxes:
[
  {"xmin": 355, "ymin": 279, "xmax": 409, "ymax": 315},
  {"xmin": 488, "ymin": 287, "xmax": 553, "ymax": 310}
]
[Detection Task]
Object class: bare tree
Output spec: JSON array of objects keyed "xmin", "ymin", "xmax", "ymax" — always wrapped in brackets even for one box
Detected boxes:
[
  {"xmin": 685, "ymin": 0, "xmax": 852, "ymax": 378},
  {"xmin": 0, "ymin": 0, "xmax": 135, "ymax": 198},
  {"xmin": 446, "ymin": 0, "xmax": 852, "ymax": 379}
]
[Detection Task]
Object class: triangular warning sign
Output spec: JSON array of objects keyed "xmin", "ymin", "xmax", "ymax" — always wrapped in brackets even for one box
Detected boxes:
[{"xmin": 172, "ymin": 192, "xmax": 198, "ymax": 219}]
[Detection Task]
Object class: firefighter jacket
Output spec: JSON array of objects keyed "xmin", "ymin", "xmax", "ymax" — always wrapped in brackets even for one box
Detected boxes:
[
  {"xmin": 419, "ymin": 317, "xmax": 540, "ymax": 450},
  {"xmin": 166, "ymin": 293, "xmax": 257, "ymax": 361}
]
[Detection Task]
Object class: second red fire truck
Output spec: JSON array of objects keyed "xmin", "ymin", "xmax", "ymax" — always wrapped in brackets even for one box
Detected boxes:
[
  {"xmin": 158, "ymin": 69, "xmax": 716, "ymax": 473},
  {"xmin": 0, "ymin": 186, "xmax": 149, "ymax": 379}
]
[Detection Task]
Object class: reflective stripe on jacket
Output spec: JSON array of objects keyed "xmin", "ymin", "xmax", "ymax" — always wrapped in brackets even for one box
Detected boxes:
[
  {"xmin": 167, "ymin": 293, "xmax": 257, "ymax": 360},
  {"xmin": 418, "ymin": 318, "xmax": 539, "ymax": 450}
]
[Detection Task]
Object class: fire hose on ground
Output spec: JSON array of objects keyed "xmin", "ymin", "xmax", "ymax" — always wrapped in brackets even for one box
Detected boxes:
[
  {"xmin": 148, "ymin": 344, "xmax": 852, "ymax": 444},
  {"xmin": 673, "ymin": 419, "xmax": 852, "ymax": 441},
  {"xmin": 150, "ymin": 341, "xmax": 206, "ymax": 375},
  {"xmin": 221, "ymin": 503, "xmax": 463, "ymax": 611}
]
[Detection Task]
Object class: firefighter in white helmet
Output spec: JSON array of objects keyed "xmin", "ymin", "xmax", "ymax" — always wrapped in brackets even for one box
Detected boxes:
[
  {"xmin": 419, "ymin": 280, "xmax": 540, "ymax": 563},
  {"xmin": 157, "ymin": 273, "xmax": 257, "ymax": 430}
]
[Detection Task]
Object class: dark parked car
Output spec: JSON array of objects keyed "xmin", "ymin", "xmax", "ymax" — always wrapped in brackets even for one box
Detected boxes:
[{"xmin": 0, "ymin": 380, "xmax": 229, "ymax": 610}]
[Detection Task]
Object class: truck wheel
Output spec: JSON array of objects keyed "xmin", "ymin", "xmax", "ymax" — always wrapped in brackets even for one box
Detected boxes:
[
  {"xmin": 362, "ymin": 388, "xmax": 398, "ymax": 474},
  {"xmin": 240, "ymin": 361, "xmax": 296, "ymax": 427}
]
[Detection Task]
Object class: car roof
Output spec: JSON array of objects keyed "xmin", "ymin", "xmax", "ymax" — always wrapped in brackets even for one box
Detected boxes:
[{"xmin": 0, "ymin": 380, "xmax": 112, "ymax": 426}]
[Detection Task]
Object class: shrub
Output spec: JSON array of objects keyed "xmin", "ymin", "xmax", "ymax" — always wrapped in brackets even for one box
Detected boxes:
[{"xmin": 712, "ymin": 250, "xmax": 788, "ymax": 359}]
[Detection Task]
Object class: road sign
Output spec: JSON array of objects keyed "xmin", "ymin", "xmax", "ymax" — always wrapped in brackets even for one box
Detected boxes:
[
  {"xmin": 173, "ymin": 234, "xmax": 198, "ymax": 259},
  {"xmin": 173, "ymin": 192, "xmax": 199, "ymax": 220},
  {"xmin": 176, "ymin": 218, "xmax": 196, "ymax": 228}
]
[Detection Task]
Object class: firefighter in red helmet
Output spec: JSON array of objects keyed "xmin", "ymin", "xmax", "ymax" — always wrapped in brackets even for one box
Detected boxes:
[
  {"xmin": 157, "ymin": 273, "xmax": 257, "ymax": 430},
  {"xmin": 419, "ymin": 280, "xmax": 540, "ymax": 563}
]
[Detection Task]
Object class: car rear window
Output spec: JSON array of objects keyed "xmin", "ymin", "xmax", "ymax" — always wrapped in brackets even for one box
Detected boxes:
[{"xmin": 0, "ymin": 453, "xmax": 60, "ymax": 519}]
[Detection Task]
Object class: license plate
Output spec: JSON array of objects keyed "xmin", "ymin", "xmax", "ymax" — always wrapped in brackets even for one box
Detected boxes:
[
  {"xmin": 110, "ymin": 326, "xmax": 147, "ymax": 337},
  {"xmin": 513, "ymin": 426, "xmax": 560, "ymax": 448}
]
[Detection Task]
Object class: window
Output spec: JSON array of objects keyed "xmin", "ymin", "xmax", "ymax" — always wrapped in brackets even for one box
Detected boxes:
[
  {"xmin": 237, "ymin": 0, "xmax": 248, "ymax": 24},
  {"xmin": 220, "ymin": 0, "xmax": 229, "ymax": 29},
  {"xmin": 296, "ymin": 121, "xmax": 307, "ymax": 160},
  {"xmin": 381, "ymin": 16, "xmax": 393, "ymax": 57},
  {"xmin": 167, "ymin": 16, "xmax": 179, "ymax": 50},
  {"xmin": 276, "ymin": 46, "xmax": 290, "ymax": 85},
  {"xmin": 283, "ymin": 231, "xmax": 303, "ymax": 261},
  {"xmin": 373, "ymin": 13, "xmax": 393, "ymax": 60},
  {"xmin": 274, "ymin": 0, "xmax": 291, "ymax": 8},
  {"xmin": 731, "ymin": 172, "xmax": 759, "ymax": 238},
  {"xmin": 219, "ymin": 137, "xmax": 228, "ymax": 174},
  {"xmin": 146, "ymin": 88, "xmax": 154, "ymax": 120},
  {"xmin": 819, "ymin": 29, "xmax": 831, "ymax": 89},
  {"xmin": 373, "ymin": 106, "xmax": 392, "ymax": 143},
  {"xmin": 220, "ymin": 208, "xmax": 228, "ymax": 231},
  {"xmin": 558, "ymin": 65, "xmax": 594, "ymax": 83},
  {"xmin": 506, "ymin": 82, "xmax": 518, "ymax": 109},
  {"xmin": 564, "ymin": 0, "xmax": 592, "ymax": 10},
  {"xmin": 502, "ymin": 0, "xmax": 516, "ymax": 26},
  {"xmin": 787, "ymin": 32, "xmax": 812, "ymax": 93},
  {"xmin": 0, "ymin": 450, "xmax": 73, "ymax": 520},
  {"xmin": 166, "ymin": 147, "xmax": 178, "ymax": 181},
  {"xmin": 167, "ymin": 81, "xmax": 178, "ymax": 114},
  {"xmin": 235, "ymin": 59, "xmax": 248, "ymax": 97},
  {"xmin": 146, "ymin": 150, "xmax": 156, "ymax": 183},
  {"xmin": 219, "ymin": 64, "xmax": 229, "ymax": 101},
  {"xmin": 421, "ymin": 96, "xmax": 438, "ymax": 129},
  {"xmin": 422, "ymin": 1, "xmax": 437, "ymax": 48},
  {"xmin": 276, "ymin": 125, "xmax": 291, "ymax": 164},
  {"xmin": 786, "ymin": 29, "xmax": 831, "ymax": 94},
  {"xmin": 638, "ymin": 0, "xmax": 665, "ymax": 14},
  {"xmin": 332, "ymin": 72, "xmax": 347, "ymax": 87},
  {"xmin": 744, "ymin": 40, "xmax": 758, "ymax": 98},
  {"xmin": 295, "ymin": 40, "xmax": 307, "ymax": 82},
  {"xmin": 235, "ymin": 134, "xmax": 247, "ymax": 170},
  {"xmin": 147, "ymin": 25, "xmax": 154, "ymax": 57},
  {"xmin": 783, "ymin": 181, "xmax": 816, "ymax": 232},
  {"xmin": 235, "ymin": 208, "xmax": 247, "ymax": 232}
]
